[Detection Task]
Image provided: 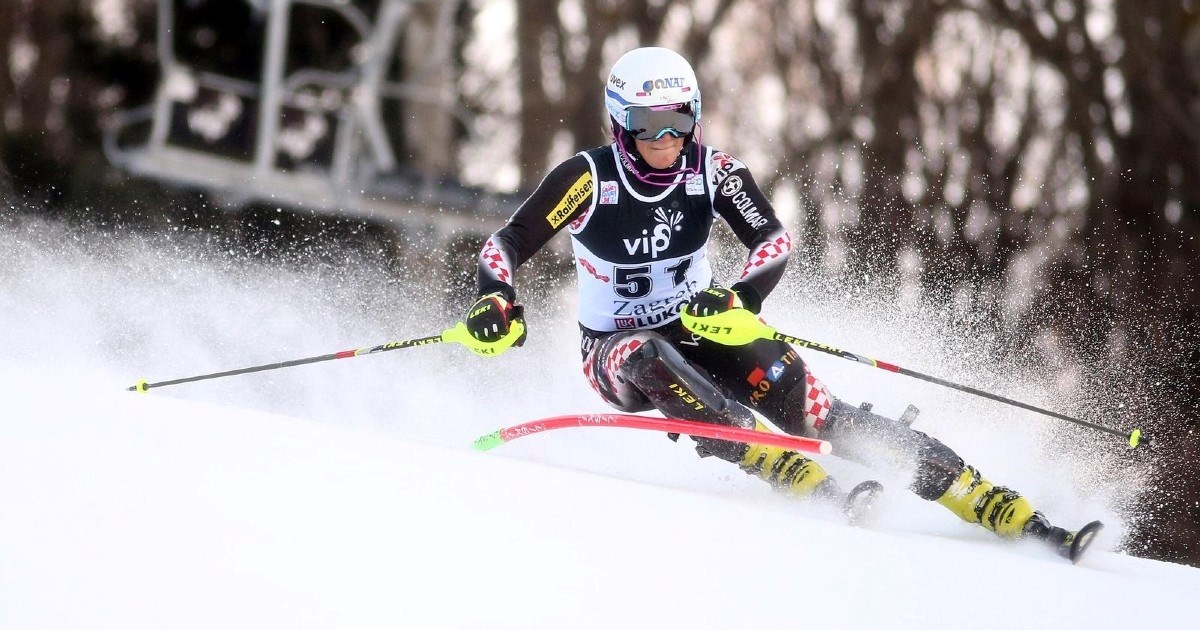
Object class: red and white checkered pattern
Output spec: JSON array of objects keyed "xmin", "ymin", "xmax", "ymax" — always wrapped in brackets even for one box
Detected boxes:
[
  {"xmin": 740, "ymin": 231, "xmax": 792, "ymax": 279},
  {"xmin": 582, "ymin": 359, "xmax": 601, "ymax": 395},
  {"xmin": 803, "ymin": 372, "xmax": 832, "ymax": 432},
  {"xmin": 603, "ymin": 339, "xmax": 643, "ymax": 383},
  {"xmin": 582, "ymin": 337, "xmax": 645, "ymax": 400},
  {"xmin": 479, "ymin": 238, "xmax": 512, "ymax": 284},
  {"xmin": 568, "ymin": 203, "xmax": 595, "ymax": 232}
]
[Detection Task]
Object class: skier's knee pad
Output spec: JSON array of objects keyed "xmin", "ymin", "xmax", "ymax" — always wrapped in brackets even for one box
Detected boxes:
[
  {"xmin": 622, "ymin": 336, "xmax": 744, "ymax": 422},
  {"xmin": 622, "ymin": 336, "xmax": 754, "ymax": 462},
  {"xmin": 910, "ymin": 432, "xmax": 964, "ymax": 500}
]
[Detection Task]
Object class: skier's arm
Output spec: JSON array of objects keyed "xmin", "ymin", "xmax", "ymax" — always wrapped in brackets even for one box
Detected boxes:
[
  {"xmin": 711, "ymin": 166, "xmax": 791, "ymax": 313},
  {"xmin": 477, "ymin": 155, "xmax": 593, "ymax": 300}
]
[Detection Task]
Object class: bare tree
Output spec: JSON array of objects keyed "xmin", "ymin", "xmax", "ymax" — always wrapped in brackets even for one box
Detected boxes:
[
  {"xmin": 977, "ymin": 0, "xmax": 1200, "ymax": 563},
  {"xmin": 757, "ymin": 0, "xmax": 1200, "ymax": 564}
]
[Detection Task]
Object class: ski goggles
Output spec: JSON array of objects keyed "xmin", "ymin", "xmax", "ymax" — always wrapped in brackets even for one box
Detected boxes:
[{"xmin": 625, "ymin": 103, "xmax": 698, "ymax": 141}]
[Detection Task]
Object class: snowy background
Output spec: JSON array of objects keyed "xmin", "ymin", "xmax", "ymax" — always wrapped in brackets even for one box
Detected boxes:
[{"xmin": 2, "ymin": 216, "xmax": 1196, "ymax": 629}]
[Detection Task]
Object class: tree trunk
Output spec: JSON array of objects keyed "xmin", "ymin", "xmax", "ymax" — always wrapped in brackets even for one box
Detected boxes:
[{"xmin": 515, "ymin": 1, "xmax": 555, "ymax": 188}]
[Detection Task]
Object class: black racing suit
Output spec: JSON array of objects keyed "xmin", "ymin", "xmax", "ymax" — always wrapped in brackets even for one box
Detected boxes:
[{"xmin": 476, "ymin": 140, "xmax": 965, "ymax": 499}]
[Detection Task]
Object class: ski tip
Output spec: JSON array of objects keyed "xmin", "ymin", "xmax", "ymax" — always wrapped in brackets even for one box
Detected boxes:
[
  {"xmin": 1069, "ymin": 520, "xmax": 1105, "ymax": 564},
  {"xmin": 844, "ymin": 480, "xmax": 884, "ymax": 526},
  {"xmin": 472, "ymin": 431, "xmax": 505, "ymax": 452}
]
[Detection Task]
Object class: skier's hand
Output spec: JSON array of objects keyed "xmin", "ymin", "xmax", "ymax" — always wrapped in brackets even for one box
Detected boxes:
[
  {"xmin": 685, "ymin": 286, "xmax": 747, "ymax": 318},
  {"xmin": 465, "ymin": 292, "xmax": 527, "ymax": 346}
]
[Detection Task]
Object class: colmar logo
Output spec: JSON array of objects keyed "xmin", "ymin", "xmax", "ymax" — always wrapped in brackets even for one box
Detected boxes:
[
  {"xmin": 718, "ymin": 174, "xmax": 768, "ymax": 229},
  {"xmin": 720, "ymin": 175, "xmax": 743, "ymax": 197}
]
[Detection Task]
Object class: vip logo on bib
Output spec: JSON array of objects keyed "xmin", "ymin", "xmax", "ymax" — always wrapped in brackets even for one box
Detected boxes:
[{"xmin": 623, "ymin": 207, "xmax": 683, "ymax": 258}]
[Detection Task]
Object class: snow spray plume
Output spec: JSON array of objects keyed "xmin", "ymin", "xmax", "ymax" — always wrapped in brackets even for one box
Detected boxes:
[
  {"xmin": 681, "ymin": 308, "xmax": 1145, "ymax": 448},
  {"xmin": 0, "ymin": 209, "xmax": 590, "ymax": 449},
  {"xmin": 740, "ymin": 249, "xmax": 1154, "ymax": 558}
]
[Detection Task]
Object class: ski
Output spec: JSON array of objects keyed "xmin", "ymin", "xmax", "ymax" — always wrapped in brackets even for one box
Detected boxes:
[
  {"xmin": 1028, "ymin": 517, "xmax": 1104, "ymax": 564},
  {"xmin": 842, "ymin": 480, "xmax": 884, "ymax": 526},
  {"xmin": 1061, "ymin": 520, "xmax": 1105, "ymax": 564}
]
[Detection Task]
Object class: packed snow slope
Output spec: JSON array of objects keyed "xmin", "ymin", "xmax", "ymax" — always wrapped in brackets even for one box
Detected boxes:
[{"xmin": 2, "ymin": 217, "xmax": 1196, "ymax": 629}]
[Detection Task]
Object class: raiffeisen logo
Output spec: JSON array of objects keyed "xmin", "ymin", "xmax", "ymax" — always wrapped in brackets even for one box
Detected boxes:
[{"xmin": 545, "ymin": 172, "xmax": 594, "ymax": 229}]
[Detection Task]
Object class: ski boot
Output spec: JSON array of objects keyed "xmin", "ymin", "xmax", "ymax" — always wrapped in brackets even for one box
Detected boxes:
[
  {"xmin": 936, "ymin": 465, "xmax": 1037, "ymax": 537},
  {"xmin": 937, "ymin": 466, "xmax": 1103, "ymax": 562},
  {"xmin": 1023, "ymin": 512, "xmax": 1105, "ymax": 564},
  {"xmin": 737, "ymin": 436, "xmax": 883, "ymax": 525}
]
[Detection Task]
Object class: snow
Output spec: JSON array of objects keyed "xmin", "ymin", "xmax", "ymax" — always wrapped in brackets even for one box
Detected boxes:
[{"xmin": 2, "ymin": 219, "xmax": 1197, "ymax": 629}]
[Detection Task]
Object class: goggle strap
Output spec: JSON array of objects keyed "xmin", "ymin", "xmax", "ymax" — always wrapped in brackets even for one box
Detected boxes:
[{"xmin": 613, "ymin": 126, "xmax": 704, "ymax": 188}]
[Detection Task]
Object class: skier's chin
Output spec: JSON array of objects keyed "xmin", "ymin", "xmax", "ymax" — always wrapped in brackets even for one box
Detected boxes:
[
  {"xmin": 635, "ymin": 137, "xmax": 684, "ymax": 169},
  {"xmin": 642, "ymin": 147, "xmax": 682, "ymax": 169}
]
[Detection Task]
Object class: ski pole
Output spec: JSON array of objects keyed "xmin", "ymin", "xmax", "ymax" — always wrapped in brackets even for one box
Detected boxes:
[
  {"xmin": 680, "ymin": 309, "xmax": 1146, "ymax": 448},
  {"xmin": 127, "ymin": 320, "xmax": 525, "ymax": 393}
]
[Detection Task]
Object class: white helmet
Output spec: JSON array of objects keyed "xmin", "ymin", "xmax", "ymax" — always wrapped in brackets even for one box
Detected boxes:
[{"xmin": 604, "ymin": 47, "xmax": 702, "ymax": 141}]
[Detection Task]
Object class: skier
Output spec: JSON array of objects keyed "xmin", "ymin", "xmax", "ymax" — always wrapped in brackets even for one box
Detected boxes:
[{"xmin": 462, "ymin": 46, "xmax": 1093, "ymax": 556}]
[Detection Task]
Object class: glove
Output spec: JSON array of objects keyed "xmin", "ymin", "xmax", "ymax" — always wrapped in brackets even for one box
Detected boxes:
[
  {"xmin": 465, "ymin": 292, "xmax": 527, "ymax": 346},
  {"xmin": 685, "ymin": 282, "xmax": 764, "ymax": 317},
  {"xmin": 685, "ymin": 286, "xmax": 746, "ymax": 318}
]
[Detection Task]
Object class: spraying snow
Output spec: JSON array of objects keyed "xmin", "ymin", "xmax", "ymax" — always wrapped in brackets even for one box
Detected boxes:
[{"xmin": 1, "ymin": 214, "xmax": 1193, "ymax": 629}]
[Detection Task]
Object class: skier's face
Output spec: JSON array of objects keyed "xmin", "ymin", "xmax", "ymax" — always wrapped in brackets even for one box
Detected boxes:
[{"xmin": 634, "ymin": 134, "xmax": 685, "ymax": 169}]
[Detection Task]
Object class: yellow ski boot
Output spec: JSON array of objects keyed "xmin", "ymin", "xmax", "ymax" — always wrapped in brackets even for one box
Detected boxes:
[
  {"xmin": 739, "ymin": 440, "xmax": 831, "ymax": 497},
  {"xmin": 735, "ymin": 422, "xmax": 883, "ymax": 523},
  {"xmin": 936, "ymin": 465, "xmax": 1036, "ymax": 537}
]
